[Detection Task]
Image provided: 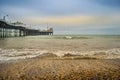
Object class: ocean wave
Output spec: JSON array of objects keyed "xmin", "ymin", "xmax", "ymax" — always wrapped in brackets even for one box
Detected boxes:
[
  {"xmin": 0, "ymin": 48, "xmax": 48, "ymax": 61},
  {"xmin": 0, "ymin": 48, "xmax": 120, "ymax": 61}
]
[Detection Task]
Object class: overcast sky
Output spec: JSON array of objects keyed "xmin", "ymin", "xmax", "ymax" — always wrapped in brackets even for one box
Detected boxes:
[{"xmin": 0, "ymin": 0, "xmax": 120, "ymax": 34}]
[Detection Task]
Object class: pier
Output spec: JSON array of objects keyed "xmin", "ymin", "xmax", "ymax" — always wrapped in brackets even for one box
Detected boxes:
[{"xmin": 0, "ymin": 20, "xmax": 53, "ymax": 38}]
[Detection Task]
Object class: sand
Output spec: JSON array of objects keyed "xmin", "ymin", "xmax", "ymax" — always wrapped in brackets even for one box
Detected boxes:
[{"xmin": 0, "ymin": 57, "xmax": 120, "ymax": 80}]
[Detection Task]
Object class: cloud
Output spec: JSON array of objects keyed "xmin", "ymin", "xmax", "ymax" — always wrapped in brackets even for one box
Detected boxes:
[
  {"xmin": 0, "ymin": 0, "xmax": 120, "ymax": 34},
  {"xmin": 23, "ymin": 15, "xmax": 120, "ymax": 27}
]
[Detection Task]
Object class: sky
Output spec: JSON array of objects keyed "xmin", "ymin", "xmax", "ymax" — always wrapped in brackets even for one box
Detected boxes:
[{"xmin": 0, "ymin": 0, "xmax": 120, "ymax": 35}]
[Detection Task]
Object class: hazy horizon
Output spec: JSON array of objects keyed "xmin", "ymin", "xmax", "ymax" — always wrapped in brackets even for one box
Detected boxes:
[{"xmin": 0, "ymin": 0, "xmax": 120, "ymax": 35}]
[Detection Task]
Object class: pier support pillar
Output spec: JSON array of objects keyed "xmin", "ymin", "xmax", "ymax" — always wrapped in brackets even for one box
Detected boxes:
[
  {"xmin": 3, "ymin": 28, "xmax": 5, "ymax": 38},
  {"xmin": 19, "ymin": 30, "xmax": 22, "ymax": 36}
]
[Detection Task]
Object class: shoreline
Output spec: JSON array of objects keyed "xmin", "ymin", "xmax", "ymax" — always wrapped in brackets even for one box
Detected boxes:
[{"xmin": 0, "ymin": 48, "xmax": 120, "ymax": 62}]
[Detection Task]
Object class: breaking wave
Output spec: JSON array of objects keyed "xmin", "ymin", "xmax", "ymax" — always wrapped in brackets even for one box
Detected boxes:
[{"xmin": 0, "ymin": 48, "xmax": 120, "ymax": 62}]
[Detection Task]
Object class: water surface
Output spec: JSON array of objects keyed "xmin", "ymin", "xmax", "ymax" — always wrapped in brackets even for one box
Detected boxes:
[{"xmin": 0, "ymin": 35, "xmax": 120, "ymax": 61}]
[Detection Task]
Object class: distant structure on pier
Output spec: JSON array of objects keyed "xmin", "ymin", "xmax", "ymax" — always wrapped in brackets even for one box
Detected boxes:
[{"xmin": 0, "ymin": 19, "xmax": 53, "ymax": 38}]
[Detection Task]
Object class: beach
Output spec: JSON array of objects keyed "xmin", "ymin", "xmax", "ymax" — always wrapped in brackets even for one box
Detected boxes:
[{"xmin": 0, "ymin": 35, "xmax": 120, "ymax": 79}]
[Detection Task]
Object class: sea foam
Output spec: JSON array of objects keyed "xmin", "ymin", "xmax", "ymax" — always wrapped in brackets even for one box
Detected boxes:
[{"xmin": 0, "ymin": 48, "xmax": 120, "ymax": 61}]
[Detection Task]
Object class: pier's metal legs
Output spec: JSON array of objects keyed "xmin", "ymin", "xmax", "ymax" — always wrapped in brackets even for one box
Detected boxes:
[
  {"xmin": 0, "ymin": 28, "xmax": 53, "ymax": 38},
  {"xmin": 19, "ymin": 30, "xmax": 22, "ymax": 36},
  {"xmin": 0, "ymin": 28, "xmax": 1, "ymax": 38},
  {"xmin": 0, "ymin": 28, "xmax": 27, "ymax": 38},
  {"xmin": 49, "ymin": 32, "xmax": 53, "ymax": 35}
]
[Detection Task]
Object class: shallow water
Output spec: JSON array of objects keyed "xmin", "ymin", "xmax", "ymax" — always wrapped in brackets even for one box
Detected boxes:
[{"xmin": 0, "ymin": 35, "xmax": 120, "ymax": 61}]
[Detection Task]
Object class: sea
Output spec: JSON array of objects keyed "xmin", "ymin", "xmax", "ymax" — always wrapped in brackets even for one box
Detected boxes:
[{"xmin": 0, "ymin": 35, "xmax": 120, "ymax": 62}]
